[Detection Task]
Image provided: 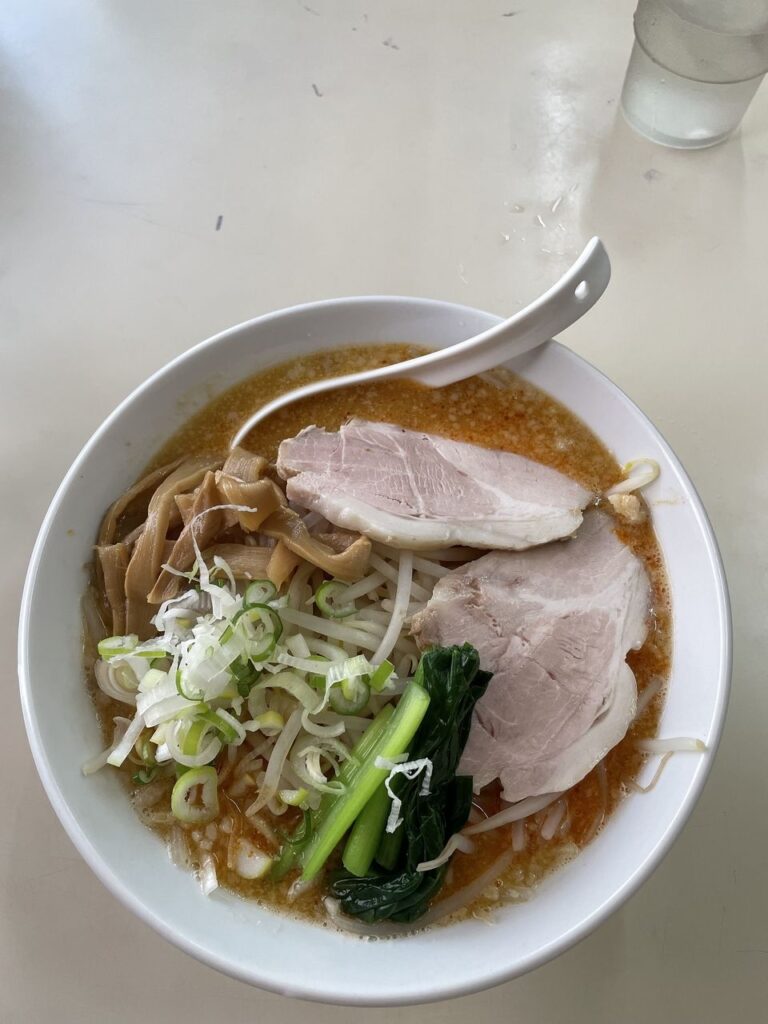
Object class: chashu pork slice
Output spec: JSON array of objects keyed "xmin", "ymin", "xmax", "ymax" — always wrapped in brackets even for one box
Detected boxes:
[
  {"xmin": 276, "ymin": 420, "xmax": 592, "ymax": 550},
  {"xmin": 411, "ymin": 512, "xmax": 651, "ymax": 803}
]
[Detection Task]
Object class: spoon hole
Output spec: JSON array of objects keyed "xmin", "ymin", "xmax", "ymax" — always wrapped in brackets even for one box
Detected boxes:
[{"xmin": 574, "ymin": 281, "xmax": 589, "ymax": 302}]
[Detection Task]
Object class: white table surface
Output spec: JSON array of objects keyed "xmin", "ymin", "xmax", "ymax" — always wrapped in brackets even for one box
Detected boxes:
[{"xmin": 3, "ymin": 1, "xmax": 767, "ymax": 1020}]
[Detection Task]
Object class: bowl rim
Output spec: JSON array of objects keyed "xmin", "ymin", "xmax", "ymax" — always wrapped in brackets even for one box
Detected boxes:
[{"xmin": 18, "ymin": 295, "xmax": 732, "ymax": 1004}]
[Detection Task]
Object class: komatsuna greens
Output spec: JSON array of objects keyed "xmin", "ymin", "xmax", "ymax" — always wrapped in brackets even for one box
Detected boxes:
[{"xmin": 328, "ymin": 644, "xmax": 491, "ymax": 923}]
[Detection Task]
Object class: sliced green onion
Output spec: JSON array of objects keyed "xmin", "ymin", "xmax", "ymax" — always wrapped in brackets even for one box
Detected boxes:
[
  {"xmin": 249, "ymin": 710, "xmax": 285, "ymax": 734},
  {"xmin": 132, "ymin": 647, "xmax": 169, "ymax": 660},
  {"xmin": 171, "ymin": 766, "xmax": 219, "ymax": 824},
  {"xmin": 368, "ymin": 659, "xmax": 395, "ymax": 693},
  {"xmin": 251, "ymin": 631, "xmax": 283, "ymax": 664},
  {"xmin": 181, "ymin": 718, "xmax": 213, "ymax": 757},
  {"xmin": 236, "ymin": 678, "xmax": 253, "ymax": 698},
  {"xmin": 176, "ymin": 668, "xmax": 204, "ymax": 702},
  {"xmin": 327, "ymin": 655, "xmax": 371, "ymax": 687},
  {"xmin": 315, "ymin": 580, "xmax": 356, "ymax": 619},
  {"xmin": 167, "ymin": 712, "xmax": 222, "ymax": 768},
  {"xmin": 230, "ymin": 656, "xmax": 260, "ymax": 697},
  {"xmin": 98, "ymin": 634, "xmax": 138, "ymax": 659},
  {"xmin": 307, "ymin": 655, "xmax": 330, "ymax": 690},
  {"xmin": 271, "ymin": 810, "xmax": 313, "ymax": 881},
  {"xmin": 230, "ymin": 658, "xmax": 254, "ymax": 680},
  {"xmin": 237, "ymin": 603, "xmax": 283, "ymax": 635},
  {"xmin": 144, "ymin": 694, "xmax": 198, "ymax": 728},
  {"xmin": 341, "ymin": 675, "xmax": 363, "ymax": 701},
  {"xmin": 245, "ymin": 579, "xmax": 277, "ymax": 605},
  {"xmin": 133, "ymin": 733, "xmax": 156, "ymax": 767},
  {"xmin": 218, "ymin": 680, "xmax": 240, "ymax": 702},
  {"xmin": 251, "ymin": 671, "xmax": 320, "ymax": 713},
  {"xmin": 329, "ymin": 677, "xmax": 371, "ymax": 715},
  {"xmin": 199, "ymin": 709, "xmax": 244, "ymax": 745},
  {"xmin": 275, "ymin": 651, "xmax": 338, "ymax": 677},
  {"xmin": 111, "ymin": 661, "xmax": 140, "ymax": 695},
  {"xmin": 278, "ymin": 787, "xmax": 309, "ymax": 807},
  {"xmin": 131, "ymin": 767, "xmax": 158, "ymax": 785},
  {"xmin": 137, "ymin": 667, "xmax": 167, "ymax": 693},
  {"xmin": 234, "ymin": 604, "xmax": 283, "ymax": 662}
]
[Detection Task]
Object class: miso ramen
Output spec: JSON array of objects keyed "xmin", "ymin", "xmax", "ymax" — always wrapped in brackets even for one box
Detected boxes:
[{"xmin": 83, "ymin": 344, "xmax": 672, "ymax": 933}]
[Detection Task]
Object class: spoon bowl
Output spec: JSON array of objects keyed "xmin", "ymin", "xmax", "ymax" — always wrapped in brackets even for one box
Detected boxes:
[{"xmin": 230, "ymin": 237, "xmax": 610, "ymax": 447}]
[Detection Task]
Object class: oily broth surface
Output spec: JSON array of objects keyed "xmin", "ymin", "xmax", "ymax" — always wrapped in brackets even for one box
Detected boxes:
[
  {"xmin": 132, "ymin": 343, "xmax": 670, "ymax": 925},
  {"xmin": 153, "ymin": 343, "xmax": 619, "ymax": 491}
]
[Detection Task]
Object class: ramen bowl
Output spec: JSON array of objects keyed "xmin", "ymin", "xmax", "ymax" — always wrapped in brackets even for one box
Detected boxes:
[{"xmin": 18, "ymin": 297, "xmax": 731, "ymax": 1005}]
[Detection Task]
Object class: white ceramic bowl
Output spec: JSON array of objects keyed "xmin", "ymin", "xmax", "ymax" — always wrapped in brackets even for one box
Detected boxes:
[{"xmin": 18, "ymin": 297, "xmax": 731, "ymax": 1005}]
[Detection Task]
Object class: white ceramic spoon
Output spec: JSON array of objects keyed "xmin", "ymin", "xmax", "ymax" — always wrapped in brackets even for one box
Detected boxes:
[{"xmin": 230, "ymin": 236, "xmax": 610, "ymax": 448}]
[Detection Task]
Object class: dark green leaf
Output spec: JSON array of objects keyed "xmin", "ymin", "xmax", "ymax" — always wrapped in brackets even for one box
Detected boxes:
[{"xmin": 329, "ymin": 644, "xmax": 491, "ymax": 923}]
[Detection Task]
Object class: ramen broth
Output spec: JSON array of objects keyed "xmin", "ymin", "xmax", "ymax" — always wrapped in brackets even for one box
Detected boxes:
[{"xmin": 93, "ymin": 343, "xmax": 670, "ymax": 926}]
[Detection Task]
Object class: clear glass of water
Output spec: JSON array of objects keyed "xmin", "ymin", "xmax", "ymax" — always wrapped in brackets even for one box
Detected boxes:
[{"xmin": 621, "ymin": 0, "xmax": 768, "ymax": 149}]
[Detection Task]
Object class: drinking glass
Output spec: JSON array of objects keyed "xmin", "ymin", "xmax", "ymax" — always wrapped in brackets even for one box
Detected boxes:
[{"xmin": 621, "ymin": 0, "xmax": 768, "ymax": 148}]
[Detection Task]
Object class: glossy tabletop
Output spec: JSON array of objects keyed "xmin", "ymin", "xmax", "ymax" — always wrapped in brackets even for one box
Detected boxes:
[{"xmin": 2, "ymin": 1, "xmax": 767, "ymax": 1020}]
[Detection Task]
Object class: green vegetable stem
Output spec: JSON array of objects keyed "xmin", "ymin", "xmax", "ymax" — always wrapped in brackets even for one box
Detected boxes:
[{"xmin": 329, "ymin": 644, "xmax": 491, "ymax": 923}]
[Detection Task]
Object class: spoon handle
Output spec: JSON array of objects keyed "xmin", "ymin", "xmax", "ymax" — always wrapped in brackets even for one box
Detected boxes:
[
  {"xmin": 402, "ymin": 237, "xmax": 611, "ymax": 388},
  {"xmin": 230, "ymin": 238, "xmax": 610, "ymax": 447}
]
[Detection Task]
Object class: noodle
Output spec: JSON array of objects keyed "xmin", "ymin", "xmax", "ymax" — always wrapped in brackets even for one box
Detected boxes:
[
  {"xmin": 279, "ymin": 608, "xmax": 380, "ymax": 650},
  {"xmin": 246, "ymin": 709, "xmax": 303, "ymax": 815},
  {"xmin": 341, "ymin": 571, "xmax": 387, "ymax": 603},
  {"xmin": 372, "ymin": 552, "xmax": 414, "ymax": 665},
  {"xmin": 463, "ymin": 792, "xmax": 562, "ymax": 836},
  {"xmin": 369, "ymin": 553, "xmax": 430, "ymax": 603}
]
